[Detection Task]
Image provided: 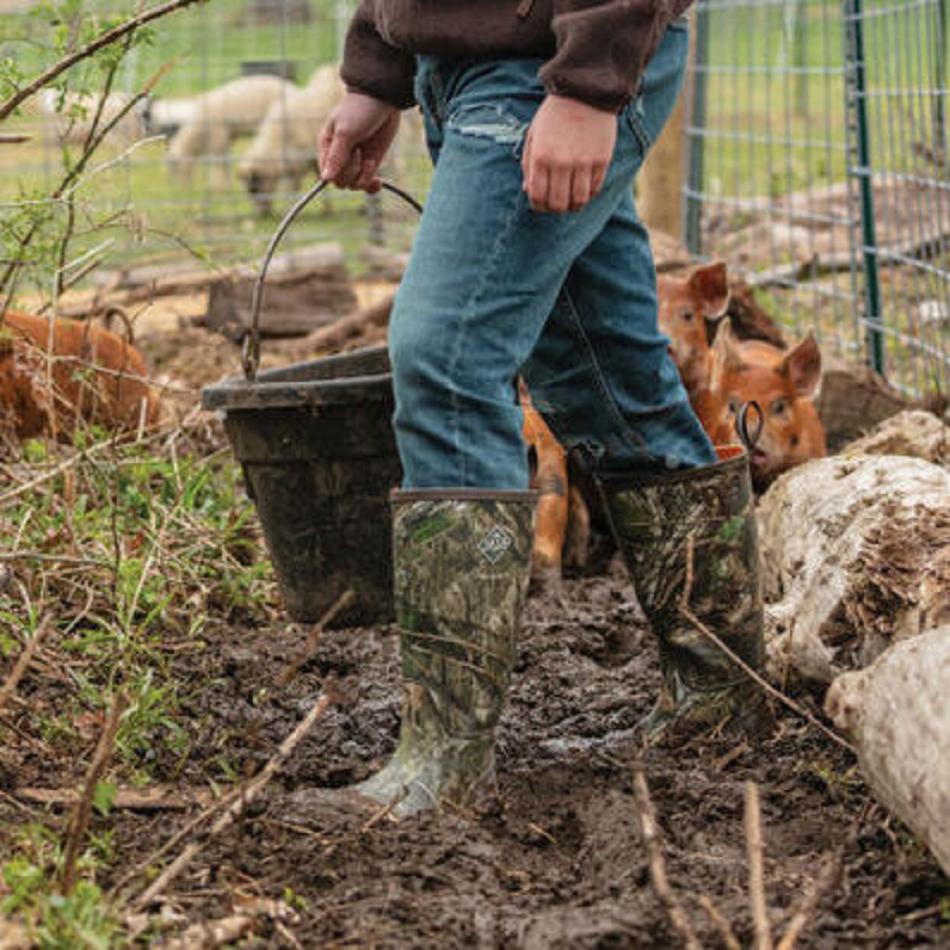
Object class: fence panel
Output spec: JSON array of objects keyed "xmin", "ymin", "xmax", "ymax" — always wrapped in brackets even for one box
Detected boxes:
[
  {"xmin": 0, "ymin": 0, "xmax": 428, "ymax": 295},
  {"xmin": 685, "ymin": 0, "xmax": 949, "ymax": 400}
]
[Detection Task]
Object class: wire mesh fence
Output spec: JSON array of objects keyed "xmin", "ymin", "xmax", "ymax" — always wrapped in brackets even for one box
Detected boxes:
[
  {"xmin": 2, "ymin": 0, "xmax": 948, "ymax": 399},
  {"xmin": 684, "ymin": 0, "xmax": 949, "ymax": 400},
  {"xmin": 0, "ymin": 0, "xmax": 429, "ymax": 298}
]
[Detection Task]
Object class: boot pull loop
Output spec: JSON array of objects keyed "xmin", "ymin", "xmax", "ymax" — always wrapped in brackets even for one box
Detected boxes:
[
  {"xmin": 736, "ymin": 400, "xmax": 764, "ymax": 452},
  {"xmin": 242, "ymin": 179, "xmax": 424, "ymax": 380}
]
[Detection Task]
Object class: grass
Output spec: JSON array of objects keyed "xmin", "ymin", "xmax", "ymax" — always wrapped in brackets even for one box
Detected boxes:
[{"xmin": 0, "ymin": 412, "xmax": 281, "ymax": 946}]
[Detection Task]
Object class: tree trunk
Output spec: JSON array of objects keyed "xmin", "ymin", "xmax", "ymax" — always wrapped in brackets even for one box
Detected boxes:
[{"xmin": 825, "ymin": 627, "xmax": 950, "ymax": 876}]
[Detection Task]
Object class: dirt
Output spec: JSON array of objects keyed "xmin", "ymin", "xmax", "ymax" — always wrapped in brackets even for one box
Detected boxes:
[
  {"xmin": 57, "ymin": 570, "xmax": 940, "ymax": 947},
  {"xmin": 1, "ymin": 324, "xmax": 947, "ymax": 947}
]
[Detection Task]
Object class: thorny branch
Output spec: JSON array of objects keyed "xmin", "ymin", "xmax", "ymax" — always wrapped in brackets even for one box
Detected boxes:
[{"xmin": 0, "ymin": 0, "xmax": 205, "ymax": 123}]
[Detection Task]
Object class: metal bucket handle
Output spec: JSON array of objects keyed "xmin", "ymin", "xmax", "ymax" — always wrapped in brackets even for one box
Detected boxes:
[{"xmin": 242, "ymin": 179, "xmax": 424, "ymax": 380}]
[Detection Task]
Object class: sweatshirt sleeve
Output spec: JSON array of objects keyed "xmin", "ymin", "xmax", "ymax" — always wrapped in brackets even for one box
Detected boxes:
[
  {"xmin": 340, "ymin": 1, "xmax": 417, "ymax": 109},
  {"xmin": 539, "ymin": 1, "xmax": 687, "ymax": 113}
]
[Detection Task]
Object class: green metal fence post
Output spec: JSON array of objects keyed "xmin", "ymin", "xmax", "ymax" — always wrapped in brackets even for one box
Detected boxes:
[
  {"xmin": 684, "ymin": 2, "xmax": 711, "ymax": 256},
  {"xmin": 936, "ymin": 0, "xmax": 947, "ymax": 153},
  {"xmin": 844, "ymin": 0, "xmax": 885, "ymax": 375}
]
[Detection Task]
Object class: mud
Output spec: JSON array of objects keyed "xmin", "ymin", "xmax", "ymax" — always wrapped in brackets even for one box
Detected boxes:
[{"xmin": 97, "ymin": 574, "xmax": 948, "ymax": 947}]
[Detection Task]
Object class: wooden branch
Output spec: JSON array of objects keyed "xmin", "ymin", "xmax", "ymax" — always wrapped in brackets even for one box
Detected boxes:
[
  {"xmin": 0, "ymin": 133, "xmax": 30, "ymax": 144},
  {"xmin": 745, "ymin": 782, "xmax": 773, "ymax": 950},
  {"xmin": 16, "ymin": 785, "xmax": 211, "ymax": 811},
  {"xmin": 776, "ymin": 854, "xmax": 841, "ymax": 950},
  {"xmin": 0, "ymin": 619, "xmax": 52, "ymax": 715},
  {"xmin": 131, "ymin": 691, "xmax": 334, "ymax": 910},
  {"xmin": 697, "ymin": 894, "xmax": 741, "ymax": 950},
  {"xmin": 305, "ymin": 297, "xmax": 393, "ymax": 353},
  {"xmin": 632, "ymin": 768, "xmax": 702, "ymax": 950},
  {"xmin": 679, "ymin": 603, "xmax": 855, "ymax": 754},
  {"xmin": 60, "ymin": 691, "xmax": 127, "ymax": 893},
  {"xmin": 0, "ymin": 0, "xmax": 204, "ymax": 123},
  {"xmin": 276, "ymin": 589, "xmax": 355, "ymax": 687}
]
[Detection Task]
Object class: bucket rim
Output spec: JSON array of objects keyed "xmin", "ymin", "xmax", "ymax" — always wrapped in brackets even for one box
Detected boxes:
[{"xmin": 201, "ymin": 370, "xmax": 393, "ymax": 411}]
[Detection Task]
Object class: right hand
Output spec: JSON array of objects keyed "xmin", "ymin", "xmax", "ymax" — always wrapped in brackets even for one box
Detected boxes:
[{"xmin": 319, "ymin": 92, "xmax": 401, "ymax": 192}]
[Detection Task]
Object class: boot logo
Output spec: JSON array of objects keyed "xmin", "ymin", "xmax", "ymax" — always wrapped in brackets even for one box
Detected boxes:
[{"xmin": 477, "ymin": 525, "xmax": 514, "ymax": 564}]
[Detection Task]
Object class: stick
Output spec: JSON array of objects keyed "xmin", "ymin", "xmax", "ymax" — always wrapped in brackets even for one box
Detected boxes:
[
  {"xmin": 275, "ymin": 589, "xmax": 355, "ymax": 687},
  {"xmin": 131, "ymin": 692, "xmax": 334, "ymax": 910},
  {"xmin": 305, "ymin": 297, "xmax": 393, "ymax": 353},
  {"xmin": 0, "ymin": 619, "xmax": 51, "ymax": 715},
  {"xmin": 108, "ymin": 786, "xmax": 243, "ymax": 900},
  {"xmin": 745, "ymin": 782, "xmax": 773, "ymax": 950},
  {"xmin": 776, "ymin": 854, "xmax": 841, "ymax": 950},
  {"xmin": 60, "ymin": 691, "xmax": 127, "ymax": 893},
  {"xmin": 632, "ymin": 768, "xmax": 702, "ymax": 950},
  {"xmin": 0, "ymin": 0, "xmax": 203, "ymax": 122},
  {"xmin": 679, "ymin": 604, "xmax": 855, "ymax": 754},
  {"xmin": 697, "ymin": 894, "xmax": 741, "ymax": 950}
]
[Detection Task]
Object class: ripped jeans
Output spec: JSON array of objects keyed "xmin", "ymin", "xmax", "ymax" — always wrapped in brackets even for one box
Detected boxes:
[{"xmin": 388, "ymin": 20, "xmax": 716, "ymax": 489}]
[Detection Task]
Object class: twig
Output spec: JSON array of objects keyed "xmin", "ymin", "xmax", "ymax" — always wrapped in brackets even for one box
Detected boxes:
[
  {"xmin": 0, "ymin": 0, "xmax": 203, "ymax": 122},
  {"xmin": 745, "ymin": 782, "xmax": 773, "ymax": 950},
  {"xmin": 275, "ymin": 589, "xmax": 355, "ymax": 687},
  {"xmin": 632, "ymin": 768, "xmax": 702, "ymax": 950},
  {"xmin": 775, "ymin": 854, "xmax": 841, "ymax": 950},
  {"xmin": 0, "ymin": 133, "xmax": 30, "ymax": 144},
  {"xmin": 697, "ymin": 894, "xmax": 741, "ymax": 950},
  {"xmin": 0, "ymin": 418, "xmax": 184, "ymax": 510},
  {"xmin": 0, "ymin": 618, "xmax": 51, "ymax": 715},
  {"xmin": 679, "ymin": 604, "xmax": 855, "ymax": 754},
  {"xmin": 108, "ymin": 786, "xmax": 244, "ymax": 900},
  {"xmin": 0, "ymin": 552, "xmax": 108, "ymax": 567},
  {"xmin": 131, "ymin": 691, "xmax": 335, "ymax": 910},
  {"xmin": 60, "ymin": 691, "xmax": 127, "ymax": 893}
]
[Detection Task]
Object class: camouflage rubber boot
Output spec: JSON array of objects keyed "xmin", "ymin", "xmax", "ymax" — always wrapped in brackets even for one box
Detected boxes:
[
  {"xmin": 356, "ymin": 489, "xmax": 535, "ymax": 817},
  {"xmin": 600, "ymin": 447, "xmax": 770, "ymax": 743}
]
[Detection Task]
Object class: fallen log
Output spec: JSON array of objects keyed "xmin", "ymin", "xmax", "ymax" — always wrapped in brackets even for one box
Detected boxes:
[
  {"xmin": 204, "ymin": 269, "xmax": 356, "ymax": 341},
  {"xmin": 814, "ymin": 357, "xmax": 915, "ymax": 452},
  {"xmin": 841, "ymin": 409, "xmax": 948, "ymax": 468},
  {"xmin": 305, "ymin": 295, "xmax": 393, "ymax": 354},
  {"xmin": 758, "ymin": 453, "xmax": 950, "ymax": 686},
  {"xmin": 825, "ymin": 627, "xmax": 950, "ymax": 876}
]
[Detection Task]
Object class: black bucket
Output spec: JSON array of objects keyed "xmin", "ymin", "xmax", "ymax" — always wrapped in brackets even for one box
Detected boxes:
[{"xmin": 202, "ymin": 181, "xmax": 422, "ymax": 625}]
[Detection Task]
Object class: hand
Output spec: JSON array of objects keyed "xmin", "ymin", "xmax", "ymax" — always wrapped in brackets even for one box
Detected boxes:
[
  {"xmin": 319, "ymin": 92, "xmax": 401, "ymax": 192},
  {"xmin": 522, "ymin": 95, "xmax": 617, "ymax": 213}
]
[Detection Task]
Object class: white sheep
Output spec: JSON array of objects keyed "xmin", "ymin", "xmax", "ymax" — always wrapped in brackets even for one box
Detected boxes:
[
  {"xmin": 165, "ymin": 74, "xmax": 296, "ymax": 183},
  {"xmin": 237, "ymin": 64, "xmax": 345, "ymax": 215},
  {"xmin": 38, "ymin": 89, "xmax": 146, "ymax": 147}
]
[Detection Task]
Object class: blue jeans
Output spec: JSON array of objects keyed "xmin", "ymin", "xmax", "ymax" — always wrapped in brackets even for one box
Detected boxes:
[{"xmin": 388, "ymin": 20, "xmax": 716, "ymax": 489}]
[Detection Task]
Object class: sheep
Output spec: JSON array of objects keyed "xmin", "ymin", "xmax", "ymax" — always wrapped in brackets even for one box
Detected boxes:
[
  {"xmin": 38, "ymin": 89, "xmax": 146, "ymax": 147},
  {"xmin": 238, "ymin": 65, "xmax": 345, "ymax": 215},
  {"xmin": 164, "ymin": 74, "xmax": 296, "ymax": 183}
]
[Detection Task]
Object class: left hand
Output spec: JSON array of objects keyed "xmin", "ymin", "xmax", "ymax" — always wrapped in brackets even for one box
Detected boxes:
[{"xmin": 522, "ymin": 95, "xmax": 617, "ymax": 213}]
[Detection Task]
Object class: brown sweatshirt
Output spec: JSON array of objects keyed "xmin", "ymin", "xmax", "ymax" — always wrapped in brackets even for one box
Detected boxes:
[{"xmin": 341, "ymin": 1, "xmax": 694, "ymax": 114}]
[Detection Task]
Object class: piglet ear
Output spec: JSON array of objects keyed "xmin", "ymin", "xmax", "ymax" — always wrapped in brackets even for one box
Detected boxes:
[
  {"xmin": 688, "ymin": 261, "xmax": 729, "ymax": 318},
  {"xmin": 710, "ymin": 317, "xmax": 744, "ymax": 390},
  {"xmin": 781, "ymin": 330, "xmax": 822, "ymax": 397}
]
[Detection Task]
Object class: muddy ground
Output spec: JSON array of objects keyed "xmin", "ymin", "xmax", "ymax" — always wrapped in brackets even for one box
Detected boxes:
[
  {"xmin": 2, "ymin": 321, "xmax": 947, "ymax": 947},
  {"xmin": 10, "ymin": 571, "xmax": 947, "ymax": 947}
]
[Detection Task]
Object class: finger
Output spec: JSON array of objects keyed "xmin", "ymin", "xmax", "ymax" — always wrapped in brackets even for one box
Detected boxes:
[
  {"xmin": 322, "ymin": 130, "xmax": 355, "ymax": 183},
  {"xmin": 591, "ymin": 162, "xmax": 607, "ymax": 197},
  {"xmin": 338, "ymin": 148, "xmax": 363, "ymax": 189},
  {"xmin": 528, "ymin": 160, "xmax": 549, "ymax": 213},
  {"xmin": 521, "ymin": 127, "xmax": 534, "ymax": 190},
  {"xmin": 570, "ymin": 166, "xmax": 593, "ymax": 212},
  {"xmin": 547, "ymin": 163, "xmax": 571, "ymax": 214},
  {"xmin": 355, "ymin": 157, "xmax": 379, "ymax": 192},
  {"xmin": 317, "ymin": 119, "xmax": 334, "ymax": 179}
]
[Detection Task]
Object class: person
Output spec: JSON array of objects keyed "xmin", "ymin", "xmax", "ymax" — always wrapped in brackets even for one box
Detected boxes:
[{"xmin": 318, "ymin": 0, "xmax": 768, "ymax": 818}]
